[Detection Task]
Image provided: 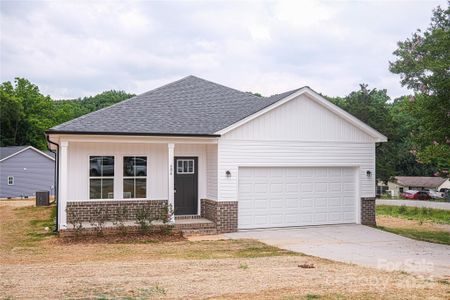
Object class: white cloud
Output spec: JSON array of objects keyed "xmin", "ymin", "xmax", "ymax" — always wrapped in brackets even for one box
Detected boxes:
[{"xmin": 0, "ymin": 0, "xmax": 447, "ymax": 99}]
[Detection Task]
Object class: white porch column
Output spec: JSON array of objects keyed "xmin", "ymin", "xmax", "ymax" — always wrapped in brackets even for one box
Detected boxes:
[
  {"xmin": 168, "ymin": 143, "xmax": 175, "ymax": 223},
  {"xmin": 59, "ymin": 141, "xmax": 68, "ymax": 229}
]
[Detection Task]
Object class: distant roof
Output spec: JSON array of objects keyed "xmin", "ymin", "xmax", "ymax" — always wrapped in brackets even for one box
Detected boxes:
[
  {"xmin": 0, "ymin": 146, "xmax": 28, "ymax": 160},
  {"xmin": 394, "ymin": 176, "xmax": 448, "ymax": 188},
  {"xmin": 48, "ymin": 75, "xmax": 307, "ymax": 136},
  {"xmin": 0, "ymin": 146, "xmax": 55, "ymax": 162}
]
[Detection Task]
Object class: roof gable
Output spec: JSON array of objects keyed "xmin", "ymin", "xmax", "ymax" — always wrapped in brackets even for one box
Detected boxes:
[
  {"xmin": 216, "ymin": 87, "xmax": 387, "ymax": 142},
  {"xmin": 47, "ymin": 76, "xmax": 386, "ymax": 142},
  {"xmin": 0, "ymin": 146, "xmax": 55, "ymax": 162}
]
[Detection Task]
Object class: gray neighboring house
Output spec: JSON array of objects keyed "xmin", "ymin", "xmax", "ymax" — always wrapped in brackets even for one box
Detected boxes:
[{"xmin": 0, "ymin": 146, "xmax": 55, "ymax": 198}]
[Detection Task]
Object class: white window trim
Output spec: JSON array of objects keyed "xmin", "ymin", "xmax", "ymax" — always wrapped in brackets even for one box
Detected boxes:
[
  {"xmin": 7, "ymin": 176, "xmax": 14, "ymax": 185},
  {"xmin": 123, "ymin": 156, "xmax": 148, "ymax": 199},
  {"xmin": 176, "ymin": 159, "xmax": 195, "ymax": 174},
  {"xmin": 89, "ymin": 155, "xmax": 115, "ymax": 200}
]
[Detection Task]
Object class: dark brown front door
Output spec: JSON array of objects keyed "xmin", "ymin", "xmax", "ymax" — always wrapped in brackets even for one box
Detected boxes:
[{"xmin": 174, "ymin": 157, "xmax": 198, "ymax": 215}]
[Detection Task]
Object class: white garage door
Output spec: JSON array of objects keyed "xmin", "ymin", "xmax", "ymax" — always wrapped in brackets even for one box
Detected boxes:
[{"xmin": 238, "ymin": 167, "xmax": 357, "ymax": 229}]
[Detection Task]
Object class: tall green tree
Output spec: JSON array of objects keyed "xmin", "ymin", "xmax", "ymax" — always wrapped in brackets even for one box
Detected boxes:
[
  {"xmin": 389, "ymin": 3, "xmax": 450, "ymax": 173},
  {"xmin": 0, "ymin": 78, "xmax": 55, "ymax": 149},
  {"xmin": 330, "ymin": 84, "xmax": 397, "ymax": 181},
  {"xmin": 0, "ymin": 78, "xmax": 134, "ymax": 150}
]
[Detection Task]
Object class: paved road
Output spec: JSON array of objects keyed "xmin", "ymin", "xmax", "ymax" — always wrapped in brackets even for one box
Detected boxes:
[
  {"xmin": 225, "ymin": 224, "xmax": 450, "ymax": 277},
  {"xmin": 376, "ymin": 199, "xmax": 450, "ymax": 210}
]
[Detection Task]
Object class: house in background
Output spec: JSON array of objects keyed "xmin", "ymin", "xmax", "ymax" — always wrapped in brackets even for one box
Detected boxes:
[
  {"xmin": 0, "ymin": 146, "xmax": 55, "ymax": 199},
  {"xmin": 378, "ymin": 176, "xmax": 450, "ymax": 197},
  {"xmin": 46, "ymin": 76, "xmax": 387, "ymax": 233}
]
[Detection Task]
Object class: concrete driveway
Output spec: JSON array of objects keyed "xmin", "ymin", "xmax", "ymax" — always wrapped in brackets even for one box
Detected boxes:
[
  {"xmin": 377, "ymin": 199, "xmax": 450, "ymax": 210},
  {"xmin": 225, "ymin": 224, "xmax": 450, "ymax": 277}
]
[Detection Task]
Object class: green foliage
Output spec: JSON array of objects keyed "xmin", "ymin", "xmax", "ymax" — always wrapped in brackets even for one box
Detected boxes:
[
  {"xmin": 0, "ymin": 77, "xmax": 134, "ymax": 150},
  {"xmin": 389, "ymin": 3, "xmax": 450, "ymax": 172},
  {"xmin": 378, "ymin": 225, "xmax": 450, "ymax": 245}
]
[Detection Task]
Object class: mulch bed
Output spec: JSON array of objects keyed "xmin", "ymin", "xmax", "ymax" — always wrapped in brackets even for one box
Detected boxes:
[{"xmin": 56, "ymin": 231, "xmax": 185, "ymax": 244}]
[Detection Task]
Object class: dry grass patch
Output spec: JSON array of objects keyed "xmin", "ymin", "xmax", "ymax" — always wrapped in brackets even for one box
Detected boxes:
[
  {"xmin": 377, "ymin": 215, "xmax": 450, "ymax": 245},
  {"xmin": 1, "ymin": 202, "xmax": 450, "ymax": 299}
]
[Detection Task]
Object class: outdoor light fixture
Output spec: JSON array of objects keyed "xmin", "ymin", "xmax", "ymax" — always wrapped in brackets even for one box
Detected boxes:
[
  {"xmin": 366, "ymin": 170, "xmax": 372, "ymax": 177},
  {"xmin": 226, "ymin": 170, "xmax": 231, "ymax": 178}
]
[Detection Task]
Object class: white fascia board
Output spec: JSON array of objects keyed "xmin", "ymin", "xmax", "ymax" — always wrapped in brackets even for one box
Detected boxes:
[{"xmin": 215, "ymin": 87, "xmax": 388, "ymax": 142}]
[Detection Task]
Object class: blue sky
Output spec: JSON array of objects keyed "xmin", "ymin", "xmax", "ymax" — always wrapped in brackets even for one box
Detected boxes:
[{"xmin": 0, "ymin": 0, "xmax": 446, "ymax": 99}]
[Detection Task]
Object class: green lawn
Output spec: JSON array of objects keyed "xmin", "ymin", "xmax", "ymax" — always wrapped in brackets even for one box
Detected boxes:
[
  {"xmin": 376, "ymin": 205, "xmax": 450, "ymax": 245},
  {"xmin": 376, "ymin": 205, "xmax": 450, "ymax": 224},
  {"xmin": 377, "ymin": 226, "xmax": 450, "ymax": 245}
]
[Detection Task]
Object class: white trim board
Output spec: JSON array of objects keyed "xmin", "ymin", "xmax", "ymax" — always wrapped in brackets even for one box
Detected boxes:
[
  {"xmin": 215, "ymin": 87, "xmax": 388, "ymax": 143},
  {"xmin": 0, "ymin": 146, "xmax": 55, "ymax": 162}
]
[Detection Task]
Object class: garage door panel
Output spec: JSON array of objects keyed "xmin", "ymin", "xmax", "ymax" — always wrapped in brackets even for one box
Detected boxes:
[{"xmin": 238, "ymin": 167, "xmax": 357, "ymax": 229}]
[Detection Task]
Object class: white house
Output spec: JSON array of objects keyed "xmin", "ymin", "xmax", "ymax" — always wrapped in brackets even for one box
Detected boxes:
[{"xmin": 46, "ymin": 76, "xmax": 387, "ymax": 233}]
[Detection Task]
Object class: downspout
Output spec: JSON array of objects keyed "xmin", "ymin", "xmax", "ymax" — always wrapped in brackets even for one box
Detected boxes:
[{"xmin": 46, "ymin": 134, "xmax": 59, "ymax": 233}]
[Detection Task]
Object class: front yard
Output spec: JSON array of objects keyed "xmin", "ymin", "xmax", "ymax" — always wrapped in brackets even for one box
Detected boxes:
[
  {"xmin": 1, "ymin": 201, "xmax": 449, "ymax": 299},
  {"xmin": 376, "ymin": 205, "xmax": 450, "ymax": 245}
]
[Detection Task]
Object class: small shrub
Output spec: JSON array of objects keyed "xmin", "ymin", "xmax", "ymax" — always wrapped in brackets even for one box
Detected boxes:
[
  {"xmin": 160, "ymin": 202, "xmax": 174, "ymax": 224},
  {"xmin": 239, "ymin": 262, "xmax": 248, "ymax": 269},
  {"xmin": 112, "ymin": 206, "xmax": 129, "ymax": 236},
  {"xmin": 89, "ymin": 207, "xmax": 109, "ymax": 236},
  {"xmin": 135, "ymin": 205, "xmax": 154, "ymax": 234},
  {"xmin": 66, "ymin": 207, "xmax": 84, "ymax": 237},
  {"xmin": 398, "ymin": 205, "xmax": 407, "ymax": 214}
]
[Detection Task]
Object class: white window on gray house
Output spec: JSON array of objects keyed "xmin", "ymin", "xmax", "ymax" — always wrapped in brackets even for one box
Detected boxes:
[
  {"xmin": 177, "ymin": 159, "xmax": 194, "ymax": 174},
  {"xmin": 7, "ymin": 176, "xmax": 14, "ymax": 185},
  {"xmin": 123, "ymin": 156, "xmax": 147, "ymax": 198},
  {"xmin": 89, "ymin": 156, "xmax": 114, "ymax": 199}
]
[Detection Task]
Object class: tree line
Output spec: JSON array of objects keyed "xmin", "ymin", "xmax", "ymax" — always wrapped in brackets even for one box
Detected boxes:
[{"xmin": 0, "ymin": 3, "xmax": 448, "ymax": 181}]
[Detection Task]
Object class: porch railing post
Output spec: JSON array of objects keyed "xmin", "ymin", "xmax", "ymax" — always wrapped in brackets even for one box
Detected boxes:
[{"xmin": 168, "ymin": 143, "xmax": 175, "ymax": 223}]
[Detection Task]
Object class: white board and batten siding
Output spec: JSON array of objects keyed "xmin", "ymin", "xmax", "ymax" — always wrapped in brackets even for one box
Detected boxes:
[
  {"xmin": 217, "ymin": 94, "xmax": 378, "ymax": 228},
  {"xmin": 66, "ymin": 142, "xmax": 209, "ymax": 204}
]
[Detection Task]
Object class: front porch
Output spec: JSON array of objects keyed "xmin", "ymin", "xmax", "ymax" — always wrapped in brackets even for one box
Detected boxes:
[{"xmin": 55, "ymin": 135, "xmax": 237, "ymax": 234}]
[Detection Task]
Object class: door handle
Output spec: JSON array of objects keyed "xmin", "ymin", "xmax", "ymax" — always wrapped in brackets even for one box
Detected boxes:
[{"xmin": 174, "ymin": 188, "xmax": 177, "ymax": 193}]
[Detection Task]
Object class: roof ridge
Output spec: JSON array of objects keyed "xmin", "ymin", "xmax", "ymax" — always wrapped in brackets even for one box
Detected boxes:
[
  {"xmin": 186, "ymin": 75, "xmax": 264, "ymax": 100},
  {"xmin": 50, "ymin": 75, "xmax": 197, "ymax": 131}
]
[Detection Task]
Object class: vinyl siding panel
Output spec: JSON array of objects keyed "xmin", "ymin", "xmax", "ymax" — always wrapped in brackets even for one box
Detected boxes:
[
  {"xmin": 217, "ymin": 140, "xmax": 375, "ymax": 201},
  {"xmin": 0, "ymin": 149, "xmax": 54, "ymax": 198},
  {"xmin": 66, "ymin": 142, "xmax": 207, "ymax": 202},
  {"xmin": 222, "ymin": 94, "xmax": 375, "ymax": 143}
]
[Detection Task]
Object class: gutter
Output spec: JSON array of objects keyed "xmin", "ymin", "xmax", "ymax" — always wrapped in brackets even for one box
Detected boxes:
[
  {"xmin": 44, "ymin": 130, "xmax": 221, "ymax": 138},
  {"xmin": 46, "ymin": 134, "xmax": 59, "ymax": 233}
]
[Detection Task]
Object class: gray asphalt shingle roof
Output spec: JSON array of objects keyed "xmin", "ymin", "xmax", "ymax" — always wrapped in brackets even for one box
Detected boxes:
[
  {"xmin": 48, "ymin": 76, "xmax": 304, "ymax": 136},
  {"xmin": 0, "ymin": 146, "xmax": 55, "ymax": 161},
  {"xmin": 0, "ymin": 146, "xmax": 28, "ymax": 160}
]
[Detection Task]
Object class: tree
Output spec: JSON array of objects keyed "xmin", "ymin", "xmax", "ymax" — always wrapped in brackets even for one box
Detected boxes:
[
  {"xmin": 389, "ymin": 3, "xmax": 450, "ymax": 173},
  {"xmin": 0, "ymin": 78, "xmax": 55, "ymax": 149},
  {"xmin": 0, "ymin": 78, "xmax": 134, "ymax": 150}
]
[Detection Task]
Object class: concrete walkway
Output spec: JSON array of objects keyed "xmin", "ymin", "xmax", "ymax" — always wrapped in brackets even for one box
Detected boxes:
[
  {"xmin": 376, "ymin": 199, "xmax": 450, "ymax": 210},
  {"xmin": 225, "ymin": 224, "xmax": 450, "ymax": 277}
]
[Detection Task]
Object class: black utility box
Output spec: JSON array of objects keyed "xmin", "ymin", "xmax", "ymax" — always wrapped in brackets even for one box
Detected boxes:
[{"xmin": 36, "ymin": 191, "xmax": 50, "ymax": 206}]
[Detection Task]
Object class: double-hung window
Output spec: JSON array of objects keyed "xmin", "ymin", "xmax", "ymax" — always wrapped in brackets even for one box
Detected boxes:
[
  {"xmin": 89, "ymin": 156, "xmax": 114, "ymax": 199},
  {"xmin": 123, "ymin": 156, "xmax": 147, "ymax": 198},
  {"xmin": 7, "ymin": 176, "xmax": 14, "ymax": 185}
]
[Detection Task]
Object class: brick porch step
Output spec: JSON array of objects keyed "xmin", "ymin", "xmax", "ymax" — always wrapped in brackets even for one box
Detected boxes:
[{"xmin": 175, "ymin": 217, "xmax": 218, "ymax": 236}]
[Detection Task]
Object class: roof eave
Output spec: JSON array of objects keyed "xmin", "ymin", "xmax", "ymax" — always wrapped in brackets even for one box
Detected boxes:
[{"xmin": 45, "ymin": 130, "xmax": 221, "ymax": 138}]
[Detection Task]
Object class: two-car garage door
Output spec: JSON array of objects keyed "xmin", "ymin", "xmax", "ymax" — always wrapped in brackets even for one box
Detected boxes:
[{"xmin": 238, "ymin": 167, "xmax": 357, "ymax": 229}]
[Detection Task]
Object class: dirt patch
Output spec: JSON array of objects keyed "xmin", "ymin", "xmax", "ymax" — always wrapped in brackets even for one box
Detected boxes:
[
  {"xmin": 58, "ymin": 231, "xmax": 185, "ymax": 244},
  {"xmin": 1, "ymin": 202, "xmax": 449, "ymax": 299},
  {"xmin": 2, "ymin": 256, "xmax": 448, "ymax": 299},
  {"xmin": 377, "ymin": 215, "xmax": 450, "ymax": 232}
]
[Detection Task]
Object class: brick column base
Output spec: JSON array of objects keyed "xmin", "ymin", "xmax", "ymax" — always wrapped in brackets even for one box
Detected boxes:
[
  {"xmin": 201, "ymin": 199, "xmax": 238, "ymax": 233},
  {"xmin": 361, "ymin": 197, "xmax": 376, "ymax": 226}
]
